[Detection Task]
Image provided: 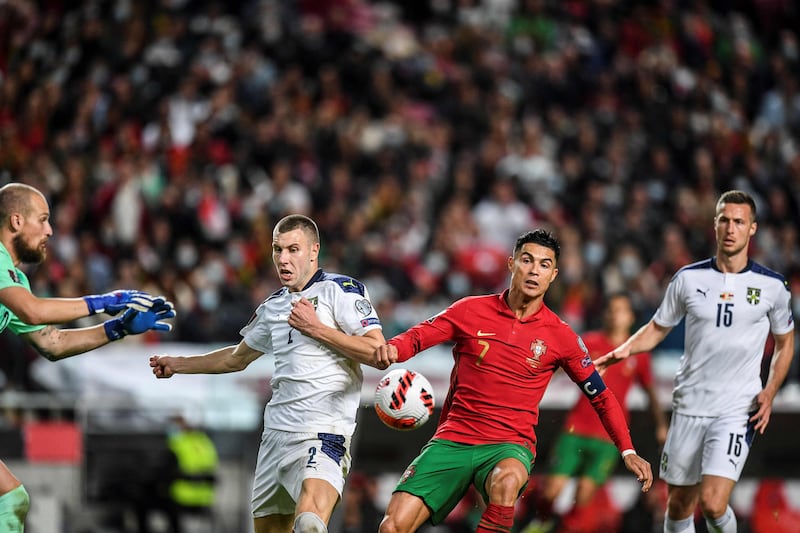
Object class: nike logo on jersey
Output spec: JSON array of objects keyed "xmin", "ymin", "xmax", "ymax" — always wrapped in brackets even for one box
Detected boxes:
[
  {"xmin": 696, "ymin": 288, "xmax": 708, "ymax": 297},
  {"xmin": 476, "ymin": 330, "xmax": 496, "ymax": 337}
]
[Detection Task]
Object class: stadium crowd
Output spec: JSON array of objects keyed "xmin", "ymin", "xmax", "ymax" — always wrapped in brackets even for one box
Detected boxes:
[{"xmin": 0, "ymin": 0, "xmax": 799, "ymax": 395}]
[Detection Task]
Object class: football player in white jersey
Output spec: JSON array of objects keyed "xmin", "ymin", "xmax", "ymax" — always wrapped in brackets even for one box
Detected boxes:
[
  {"xmin": 150, "ymin": 214, "xmax": 388, "ymax": 533},
  {"xmin": 596, "ymin": 190, "xmax": 795, "ymax": 533}
]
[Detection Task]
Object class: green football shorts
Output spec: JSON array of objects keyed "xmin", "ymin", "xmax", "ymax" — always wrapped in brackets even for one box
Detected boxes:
[
  {"xmin": 549, "ymin": 432, "xmax": 619, "ymax": 484},
  {"xmin": 394, "ymin": 438, "xmax": 534, "ymax": 525}
]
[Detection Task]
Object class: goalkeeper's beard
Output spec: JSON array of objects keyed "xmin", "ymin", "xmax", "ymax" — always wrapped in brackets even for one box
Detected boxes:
[{"xmin": 13, "ymin": 233, "xmax": 47, "ymax": 264}]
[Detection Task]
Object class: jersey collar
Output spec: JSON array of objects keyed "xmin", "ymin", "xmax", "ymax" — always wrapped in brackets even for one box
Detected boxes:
[
  {"xmin": 301, "ymin": 269, "xmax": 325, "ymax": 291},
  {"xmin": 711, "ymin": 257, "xmax": 753, "ymax": 274}
]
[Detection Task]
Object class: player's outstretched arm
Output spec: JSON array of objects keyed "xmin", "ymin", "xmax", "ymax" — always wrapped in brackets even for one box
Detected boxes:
[
  {"xmin": 595, "ymin": 320, "xmax": 672, "ymax": 374},
  {"xmin": 150, "ymin": 340, "xmax": 263, "ymax": 378},
  {"xmin": 622, "ymin": 453, "xmax": 653, "ymax": 493},
  {"xmin": 0, "ymin": 286, "xmax": 163, "ymax": 325},
  {"xmin": 21, "ymin": 300, "xmax": 177, "ymax": 361},
  {"xmin": 288, "ymin": 296, "xmax": 388, "ymax": 368}
]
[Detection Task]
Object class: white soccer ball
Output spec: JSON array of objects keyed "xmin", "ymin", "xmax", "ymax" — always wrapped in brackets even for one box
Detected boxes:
[{"xmin": 374, "ymin": 368, "xmax": 435, "ymax": 431}]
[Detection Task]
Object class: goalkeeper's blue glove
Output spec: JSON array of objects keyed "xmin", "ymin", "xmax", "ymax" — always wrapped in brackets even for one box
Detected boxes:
[
  {"xmin": 104, "ymin": 299, "xmax": 176, "ymax": 341},
  {"xmin": 84, "ymin": 290, "xmax": 159, "ymax": 316}
]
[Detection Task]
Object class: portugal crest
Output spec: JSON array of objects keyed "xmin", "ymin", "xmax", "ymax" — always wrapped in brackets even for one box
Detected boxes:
[
  {"xmin": 746, "ymin": 287, "xmax": 761, "ymax": 305},
  {"xmin": 526, "ymin": 339, "xmax": 547, "ymax": 368}
]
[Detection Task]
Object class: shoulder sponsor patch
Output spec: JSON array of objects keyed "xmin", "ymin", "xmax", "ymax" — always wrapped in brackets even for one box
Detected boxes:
[
  {"xmin": 361, "ymin": 317, "xmax": 381, "ymax": 327},
  {"xmin": 335, "ymin": 277, "xmax": 366, "ymax": 295}
]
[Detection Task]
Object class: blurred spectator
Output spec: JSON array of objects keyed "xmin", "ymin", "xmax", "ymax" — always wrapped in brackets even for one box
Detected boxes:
[{"xmin": 0, "ymin": 0, "xmax": 798, "ymax": 400}]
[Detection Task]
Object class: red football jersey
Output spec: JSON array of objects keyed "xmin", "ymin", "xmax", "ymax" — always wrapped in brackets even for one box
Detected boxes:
[
  {"xmin": 389, "ymin": 291, "xmax": 634, "ymax": 455},
  {"xmin": 562, "ymin": 331, "xmax": 655, "ymax": 442}
]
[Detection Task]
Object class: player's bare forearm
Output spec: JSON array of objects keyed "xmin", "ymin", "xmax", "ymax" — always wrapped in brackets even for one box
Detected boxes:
[
  {"xmin": 595, "ymin": 320, "xmax": 671, "ymax": 373},
  {"xmin": 287, "ymin": 297, "xmax": 388, "ymax": 368},
  {"xmin": 752, "ymin": 330, "xmax": 795, "ymax": 433},
  {"xmin": 150, "ymin": 342, "xmax": 258, "ymax": 378},
  {"xmin": 23, "ymin": 324, "xmax": 111, "ymax": 361},
  {"xmin": 763, "ymin": 331, "xmax": 795, "ymax": 398},
  {"xmin": 0, "ymin": 286, "xmax": 92, "ymax": 325},
  {"xmin": 306, "ymin": 327, "xmax": 387, "ymax": 368}
]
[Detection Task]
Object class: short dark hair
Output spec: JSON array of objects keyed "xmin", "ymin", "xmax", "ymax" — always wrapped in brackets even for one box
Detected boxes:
[
  {"xmin": 274, "ymin": 214, "xmax": 320, "ymax": 244},
  {"xmin": 514, "ymin": 229, "xmax": 560, "ymax": 261},
  {"xmin": 716, "ymin": 190, "xmax": 757, "ymax": 219}
]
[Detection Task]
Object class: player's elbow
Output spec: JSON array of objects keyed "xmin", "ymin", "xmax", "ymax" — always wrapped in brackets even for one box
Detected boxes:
[
  {"xmin": 31, "ymin": 345, "xmax": 61, "ymax": 362},
  {"xmin": 224, "ymin": 358, "xmax": 250, "ymax": 373}
]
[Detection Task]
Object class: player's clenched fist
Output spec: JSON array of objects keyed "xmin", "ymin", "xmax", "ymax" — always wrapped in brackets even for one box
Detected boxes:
[
  {"xmin": 373, "ymin": 344, "xmax": 398, "ymax": 370},
  {"xmin": 150, "ymin": 355, "xmax": 176, "ymax": 378}
]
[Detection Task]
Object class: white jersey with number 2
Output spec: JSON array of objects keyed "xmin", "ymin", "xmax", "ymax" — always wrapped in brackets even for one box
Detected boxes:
[
  {"xmin": 240, "ymin": 269, "xmax": 382, "ymax": 436},
  {"xmin": 653, "ymin": 258, "xmax": 793, "ymax": 417}
]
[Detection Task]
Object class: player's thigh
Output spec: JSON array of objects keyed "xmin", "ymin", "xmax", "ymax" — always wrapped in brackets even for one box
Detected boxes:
[
  {"xmin": 296, "ymin": 478, "xmax": 341, "ymax": 523},
  {"xmin": 392, "ymin": 439, "xmax": 475, "ymax": 525},
  {"xmin": 252, "ymin": 431, "xmax": 351, "ymax": 518},
  {"xmin": 660, "ymin": 413, "xmax": 707, "ymax": 485},
  {"xmin": 380, "ymin": 490, "xmax": 432, "ymax": 533},
  {"xmin": 701, "ymin": 412, "xmax": 753, "ymax": 481},
  {"xmin": 254, "ymin": 513, "xmax": 293, "ymax": 533}
]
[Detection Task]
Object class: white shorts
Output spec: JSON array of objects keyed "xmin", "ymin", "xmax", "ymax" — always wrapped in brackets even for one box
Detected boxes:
[
  {"xmin": 251, "ymin": 429, "xmax": 352, "ymax": 518},
  {"xmin": 660, "ymin": 411, "xmax": 755, "ymax": 485}
]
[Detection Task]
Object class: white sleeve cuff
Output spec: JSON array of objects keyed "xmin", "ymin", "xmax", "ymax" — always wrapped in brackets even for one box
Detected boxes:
[{"xmin": 621, "ymin": 449, "xmax": 637, "ymax": 458}]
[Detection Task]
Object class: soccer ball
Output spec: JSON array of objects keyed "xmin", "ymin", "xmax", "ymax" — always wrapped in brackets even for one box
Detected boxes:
[{"xmin": 374, "ymin": 368, "xmax": 435, "ymax": 431}]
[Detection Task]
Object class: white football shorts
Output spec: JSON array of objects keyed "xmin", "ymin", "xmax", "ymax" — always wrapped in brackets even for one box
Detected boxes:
[
  {"xmin": 251, "ymin": 429, "xmax": 352, "ymax": 517},
  {"xmin": 660, "ymin": 411, "xmax": 755, "ymax": 485}
]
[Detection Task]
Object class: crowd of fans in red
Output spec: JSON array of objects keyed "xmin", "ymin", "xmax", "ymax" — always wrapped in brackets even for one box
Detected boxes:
[{"xmin": 2, "ymin": 1, "xmax": 800, "ymax": 531}]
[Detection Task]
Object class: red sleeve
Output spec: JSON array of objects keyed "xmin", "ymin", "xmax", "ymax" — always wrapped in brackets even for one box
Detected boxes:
[
  {"xmin": 388, "ymin": 306, "xmax": 459, "ymax": 362},
  {"xmin": 589, "ymin": 388, "xmax": 635, "ymax": 453}
]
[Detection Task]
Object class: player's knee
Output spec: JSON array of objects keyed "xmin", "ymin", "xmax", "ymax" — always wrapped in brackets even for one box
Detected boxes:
[
  {"xmin": 487, "ymin": 462, "xmax": 527, "ymax": 505},
  {"xmin": 698, "ymin": 495, "xmax": 728, "ymax": 520},
  {"xmin": 293, "ymin": 512, "xmax": 327, "ymax": 533},
  {"xmin": 378, "ymin": 515, "xmax": 402, "ymax": 533}
]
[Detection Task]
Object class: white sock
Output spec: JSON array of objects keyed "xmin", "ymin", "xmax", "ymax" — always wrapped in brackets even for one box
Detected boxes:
[
  {"xmin": 664, "ymin": 515, "xmax": 695, "ymax": 533},
  {"xmin": 293, "ymin": 512, "xmax": 328, "ymax": 533},
  {"xmin": 705, "ymin": 505, "xmax": 736, "ymax": 533}
]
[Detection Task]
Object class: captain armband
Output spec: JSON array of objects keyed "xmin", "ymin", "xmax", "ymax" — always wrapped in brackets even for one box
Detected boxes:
[{"xmin": 578, "ymin": 370, "xmax": 607, "ymax": 399}]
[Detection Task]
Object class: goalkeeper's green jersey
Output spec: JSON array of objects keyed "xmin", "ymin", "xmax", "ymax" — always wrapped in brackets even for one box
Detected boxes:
[{"xmin": 0, "ymin": 242, "xmax": 45, "ymax": 335}]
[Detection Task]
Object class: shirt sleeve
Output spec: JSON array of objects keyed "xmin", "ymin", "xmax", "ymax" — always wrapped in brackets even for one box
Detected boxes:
[
  {"xmin": 0, "ymin": 255, "xmax": 46, "ymax": 335},
  {"xmin": 239, "ymin": 303, "xmax": 272, "ymax": 354},
  {"xmin": 389, "ymin": 304, "xmax": 459, "ymax": 362},
  {"xmin": 589, "ymin": 388, "xmax": 635, "ymax": 453},
  {"xmin": 332, "ymin": 285, "xmax": 382, "ymax": 336},
  {"xmin": 769, "ymin": 280, "xmax": 794, "ymax": 336},
  {"xmin": 652, "ymin": 273, "xmax": 687, "ymax": 327}
]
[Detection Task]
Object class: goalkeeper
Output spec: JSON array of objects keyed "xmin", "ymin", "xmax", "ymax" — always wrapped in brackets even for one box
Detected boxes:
[{"xmin": 0, "ymin": 182, "xmax": 177, "ymax": 532}]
